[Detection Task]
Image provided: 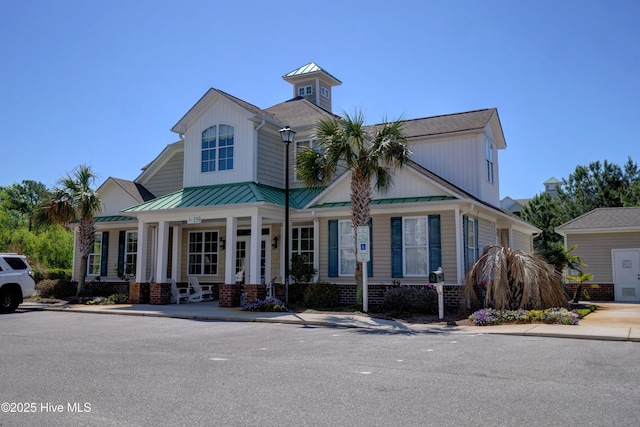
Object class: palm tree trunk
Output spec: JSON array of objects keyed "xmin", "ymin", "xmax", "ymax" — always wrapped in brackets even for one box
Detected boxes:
[
  {"xmin": 78, "ymin": 256, "xmax": 88, "ymax": 297},
  {"xmin": 350, "ymin": 172, "xmax": 371, "ymax": 306}
]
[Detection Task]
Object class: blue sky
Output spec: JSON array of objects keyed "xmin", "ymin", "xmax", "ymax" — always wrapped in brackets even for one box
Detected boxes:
[{"xmin": 1, "ymin": 0, "xmax": 638, "ymax": 200}]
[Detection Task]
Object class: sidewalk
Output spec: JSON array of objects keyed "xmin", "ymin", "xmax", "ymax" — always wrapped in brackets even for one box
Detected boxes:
[{"xmin": 19, "ymin": 300, "xmax": 640, "ymax": 342}]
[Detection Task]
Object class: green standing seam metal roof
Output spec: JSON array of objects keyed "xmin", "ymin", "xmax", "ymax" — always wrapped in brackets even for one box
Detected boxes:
[
  {"xmin": 310, "ymin": 195, "xmax": 457, "ymax": 209},
  {"xmin": 121, "ymin": 182, "xmax": 326, "ymax": 212},
  {"xmin": 95, "ymin": 215, "xmax": 137, "ymax": 222},
  {"xmin": 282, "ymin": 62, "xmax": 342, "ymax": 84}
]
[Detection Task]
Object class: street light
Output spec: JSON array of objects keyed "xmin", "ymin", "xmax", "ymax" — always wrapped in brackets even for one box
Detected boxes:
[{"xmin": 279, "ymin": 126, "xmax": 295, "ymax": 305}]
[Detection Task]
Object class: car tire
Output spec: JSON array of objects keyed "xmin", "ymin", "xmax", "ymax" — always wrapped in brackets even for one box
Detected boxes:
[{"xmin": 0, "ymin": 288, "xmax": 20, "ymax": 312}]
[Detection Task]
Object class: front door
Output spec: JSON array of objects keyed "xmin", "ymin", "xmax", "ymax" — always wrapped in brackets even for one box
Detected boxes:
[
  {"xmin": 612, "ymin": 249, "xmax": 640, "ymax": 302},
  {"xmin": 236, "ymin": 235, "xmax": 268, "ymax": 284}
]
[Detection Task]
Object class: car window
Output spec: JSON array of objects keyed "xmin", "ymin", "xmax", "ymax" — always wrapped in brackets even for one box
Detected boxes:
[{"xmin": 3, "ymin": 257, "xmax": 28, "ymax": 270}]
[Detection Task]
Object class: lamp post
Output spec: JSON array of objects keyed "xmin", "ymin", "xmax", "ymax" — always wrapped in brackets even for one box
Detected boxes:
[{"xmin": 279, "ymin": 126, "xmax": 295, "ymax": 305}]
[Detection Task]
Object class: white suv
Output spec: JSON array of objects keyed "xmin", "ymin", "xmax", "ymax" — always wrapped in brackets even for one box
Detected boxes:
[{"xmin": 0, "ymin": 253, "xmax": 36, "ymax": 312}]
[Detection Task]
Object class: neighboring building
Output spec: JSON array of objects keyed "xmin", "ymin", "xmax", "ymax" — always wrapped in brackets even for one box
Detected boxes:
[
  {"xmin": 556, "ymin": 207, "xmax": 640, "ymax": 302},
  {"xmin": 71, "ymin": 62, "xmax": 538, "ymax": 305},
  {"xmin": 501, "ymin": 176, "xmax": 561, "ymax": 216}
]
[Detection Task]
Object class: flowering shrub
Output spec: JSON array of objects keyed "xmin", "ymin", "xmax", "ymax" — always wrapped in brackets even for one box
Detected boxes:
[
  {"xmin": 85, "ymin": 294, "xmax": 129, "ymax": 305},
  {"xmin": 469, "ymin": 307, "xmax": 581, "ymax": 326},
  {"xmin": 468, "ymin": 308, "xmax": 501, "ymax": 326},
  {"xmin": 242, "ymin": 297, "xmax": 288, "ymax": 312}
]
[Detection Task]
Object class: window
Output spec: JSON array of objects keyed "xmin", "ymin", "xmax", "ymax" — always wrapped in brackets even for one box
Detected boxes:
[
  {"xmin": 320, "ymin": 86, "xmax": 329, "ymax": 98},
  {"xmin": 124, "ymin": 231, "xmax": 137, "ymax": 276},
  {"xmin": 339, "ymin": 220, "xmax": 355, "ymax": 276},
  {"xmin": 485, "ymin": 138, "xmax": 494, "ymax": 183},
  {"xmin": 464, "ymin": 216, "xmax": 479, "ymax": 272},
  {"xmin": 293, "ymin": 226, "xmax": 314, "ymax": 267},
  {"xmin": 201, "ymin": 125, "xmax": 234, "ymax": 173},
  {"xmin": 295, "ymin": 139, "xmax": 312, "ymax": 181},
  {"xmin": 188, "ymin": 231, "xmax": 219, "ymax": 275},
  {"xmin": 403, "ymin": 217, "xmax": 429, "ymax": 276},
  {"xmin": 298, "ymin": 85, "xmax": 312, "ymax": 96},
  {"xmin": 88, "ymin": 233, "xmax": 102, "ymax": 275}
]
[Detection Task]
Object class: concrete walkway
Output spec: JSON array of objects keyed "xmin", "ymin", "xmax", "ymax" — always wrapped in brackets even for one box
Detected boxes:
[{"xmin": 19, "ymin": 300, "xmax": 640, "ymax": 342}]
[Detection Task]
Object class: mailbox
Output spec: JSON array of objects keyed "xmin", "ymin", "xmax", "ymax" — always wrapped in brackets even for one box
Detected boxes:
[{"xmin": 429, "ymin": 267, "xmax": 444, "ymax": 284}]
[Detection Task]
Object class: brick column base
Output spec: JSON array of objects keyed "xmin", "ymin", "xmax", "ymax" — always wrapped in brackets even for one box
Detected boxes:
[
  {"xmin": 150, "ymin": 282, "xmax": 171, "ymax": 305},
  {"xmin": 244, "ymin": 284, "xmax": 266, "ymax": 303},
  {"xmin": 219, "ymin": 284, "xmax": 243, "ymax": 307},
  {"xmin": 129, "ymin": 282, "xmax": 150, "ymax": 304}
]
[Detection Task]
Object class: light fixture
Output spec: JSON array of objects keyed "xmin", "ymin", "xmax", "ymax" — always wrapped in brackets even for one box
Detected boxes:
[
  {"xmin": 272, "ymin": 236, "xmax": 278, "ymax": 249},
  {"xmin": 279, "ymin": 126, "xmax": 296, "ymax": 304},
  {"xmin": 219, "ymin": 237, "xmax": 225, "ymax": 251}
]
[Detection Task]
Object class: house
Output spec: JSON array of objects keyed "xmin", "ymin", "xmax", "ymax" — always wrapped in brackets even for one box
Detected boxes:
[
  {"xmin": 500, "ymin": 176, "xmax": 561, "ymax": 216},
  {"xmin": 72, "ymin": 62, "xmax": 538, "ymax": 307},
  {"xmin": 556, "ymin": 207, "xmax": 640, "ymax": 302}
]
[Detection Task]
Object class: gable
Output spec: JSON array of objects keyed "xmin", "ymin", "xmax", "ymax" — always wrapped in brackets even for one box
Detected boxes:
[{"xmin": 97, "ymin": 178, "xmax": 153, "ymax": 216}]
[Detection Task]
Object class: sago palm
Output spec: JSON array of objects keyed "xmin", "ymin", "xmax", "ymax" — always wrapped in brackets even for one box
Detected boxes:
[
  {"xmin": 297, "ymin": 111, "xmax": 411, "ymax": 303},
  {"xmin": 36, "ymin": 165, "xmax": 102, "ymax": 296}
]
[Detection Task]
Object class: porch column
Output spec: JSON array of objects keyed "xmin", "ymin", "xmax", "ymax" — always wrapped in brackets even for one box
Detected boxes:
[
  {"xmin": 225, "ymin": 216, "xmax": 237, "ymax": 284},
  {"xmin": 313, "ymin": 213, "xmax": 320, "ymax": 281},
  {"xmin": 249, "ymin": 214, "xmax": 262, "ymax": 284},
  {"xmin": 171, "ymin": 225, "xmax": 181, "ymax": 282},
  {"xmin": 154, "ymin": 220, "xmax": 170, "ymax": 283},
  {"xmin": 135, "ymin": 222, "xmax": 149, "ymax": 283}
]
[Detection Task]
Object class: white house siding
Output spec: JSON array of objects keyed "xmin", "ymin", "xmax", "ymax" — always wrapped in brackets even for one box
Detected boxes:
[
  {"xmin": 566, "ymin": 232, "xmax": 640, "ymax": 283},
  {"xmin": 183, "ymin": 97, "xmax": 256, "ymax": 188},
  {"xmin": 256, "ymin": 129, "xmax": 285, "ymax": 188},
  {"xmin": 316, "ymin": 210, "xmax": 458, "ymax": 285},
  {"xmin": 475, "ymin": 131, "xmax": 501, "ymax": 207},
  {"xmin": 99, "ymin": 184, "xmax": 142, "ymax": 217},
  {"xmin": 410, "ymin": 134, "xmax": 482, "ymax": 202},
  {"xmin": 142, "ymin": 151, "xmax": 184, "ymax": 197}
]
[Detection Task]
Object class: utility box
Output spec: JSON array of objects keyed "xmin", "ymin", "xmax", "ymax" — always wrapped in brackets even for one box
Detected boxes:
[{"xmin": 429, "ymin": 268, "xmax": 444, "ymax": 284}]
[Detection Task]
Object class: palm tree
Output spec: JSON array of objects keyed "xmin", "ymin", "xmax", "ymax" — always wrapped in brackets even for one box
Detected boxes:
[
  {"xmin": 36, "ymin": 165, "xmax": 102, "ymax": 296},
  {"xmin": 461, "ymin": 244, "xmax": 567, "ymax": 311},
  {"xmin": 297, "ymin": 111, "xmax": 411, "ymax": 303}
]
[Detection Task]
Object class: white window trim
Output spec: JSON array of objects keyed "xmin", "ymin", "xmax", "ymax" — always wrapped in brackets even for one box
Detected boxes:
[
  {"xmin": 292, "ymin": 226, "xmax": 315, "ymax": 266},
  {"xmin": 298, "ymin": 85, "xmax": 312, "ymax": 96},
  {"xmin": 485, "ymin": 138, "xmax": 494, "ymax": 184},
  {"xmin": 87, "ymin": 232, "xmax": 102, "ymax": 276},
  {"xmin": 320, "ymin": 86, "xmax": 329, "ymax": 98},
  {"xmin": 187, "ymin": 230, "xmax": 221, "ymax": 276},
  {"xmin": 402, "ymin": 216, "xmax": 429, "ymax": 277},
  {"xmin": 338, "ymin": 220, "xmax": 355, "ymax": 277},
  {"xmin": 124, "ymin": 231, "xmax": 138, "ymax": 277}
]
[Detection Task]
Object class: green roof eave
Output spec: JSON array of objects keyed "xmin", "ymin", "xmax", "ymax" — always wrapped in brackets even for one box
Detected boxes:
[
  {"xmin": 121, "ymin": 182, "xmax": 325, "ymax": 213},
  {"xmin": 95, "ymin": 215, "xmax": 137, "ymax": 222},
  {"xmin": 310, "ymin": 195, "xmax": 457, "ymax": 209}
]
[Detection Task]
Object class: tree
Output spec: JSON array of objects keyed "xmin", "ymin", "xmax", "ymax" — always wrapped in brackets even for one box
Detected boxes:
[
  {"xmin": 36, "ymin": 165, "xmax": 102, "ymax": 296},
  {"xmin": 461, "ymin": 245, "xmax": 567, "ymax": 311},
  {"xmin": 557, "ymin": 157, "xmax": 640, "ymax": 218},
  {"xmin": 0, "ymin": 180, "xmax": 50, "ymax": 231},
  {"xmin": 520, "ymin": 192, "xmax": 570, "ymax": 269},
  {"xmin": 297, "ymin": 111, "xmax": 411, "ymax": 304}
]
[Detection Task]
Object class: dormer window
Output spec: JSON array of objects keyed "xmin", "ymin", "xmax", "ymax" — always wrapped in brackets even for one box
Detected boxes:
[
  {"xmin": 201, "ymin": 125, "xmax": 234, "ymax": 173},
  {"xmin": 485, "ymin": 138, "xmax": 494, "ymax": 184},
  {"xmin": 320, "ymin": 86, "xmax": 329, "ymax": 98},
  {"xmin": 298, "ymin": 85, "xmax": 312, "ymax": 96}
]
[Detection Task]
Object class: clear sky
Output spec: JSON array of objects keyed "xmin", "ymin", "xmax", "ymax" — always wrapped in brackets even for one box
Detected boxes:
[{"xmin": 1, "ymin": 0, "xmax": 638, "ymax": 200}]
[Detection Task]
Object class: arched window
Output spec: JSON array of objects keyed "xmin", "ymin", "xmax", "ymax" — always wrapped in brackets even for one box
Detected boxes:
[{"xmin": 201, "ymin": 125, "xmax": 234, "ymax": 172}]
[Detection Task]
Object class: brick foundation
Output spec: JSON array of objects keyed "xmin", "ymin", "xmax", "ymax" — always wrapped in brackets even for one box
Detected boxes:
[
  {"xmin": 565, "ymin": 283, "xmax": 614, "ymax": 301},
  {"xmin": 129, "ymin": 282, "xmax": 150, "ymax": 304},
  {"xmin": 244, "ymin": 284, "xmax": 266, "ymax": 303},
  {"xmin": 150, "ymin": 282, "xmax": 171, "ymax": 305}
]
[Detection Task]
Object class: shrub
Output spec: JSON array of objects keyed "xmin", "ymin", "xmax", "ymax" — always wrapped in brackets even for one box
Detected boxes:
[
  {"xmin": 383, "ymin": 284, "xmax": 438, "ymax": 314},
  {"xmin": 242, "ymin": 297, "xmax": 287, "ymax": 312},
  {"xmin": 469, "ymin": 307, "xmax": 581, "ymax": 326},
  {"xmin": 83, "ymin": 279, "xmax": 115, "ymax": 297},
  {"xmin": 35, "ymin": 278, "xmax": 77, "ymax": 298},
  {"xmin": 85, "ymin": 294, "xmax": 129, "ymax": 305},
  {"xmin": 290, "ymin": 253, "xmax": 316, "ymax": 284},
  {"xmin": 303, "ymin": 281, "xmax": 340, "ymax": 309}
]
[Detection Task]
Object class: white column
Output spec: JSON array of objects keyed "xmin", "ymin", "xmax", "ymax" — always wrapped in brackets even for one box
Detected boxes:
[
  {"xmin": 225, "ymin": 217, "xmax": 237, "ymax": 284},
  {"xmin": 136, "ymin": 222, "xmax": 148, "ymax": 283},
  {"xmin": 249, "ymin": 214, "xmax": 262, "ymax": 284},
  {"xmin": 313, "ymin": 213, "xmax": 319, "ymax": 282},
  {"xmin": 171, "ymin": 226, "xmax": 181, "ymax": 283},
  {"xmin": 154, "ymin": 220, "xmax": 169, "ymax": 283}
]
